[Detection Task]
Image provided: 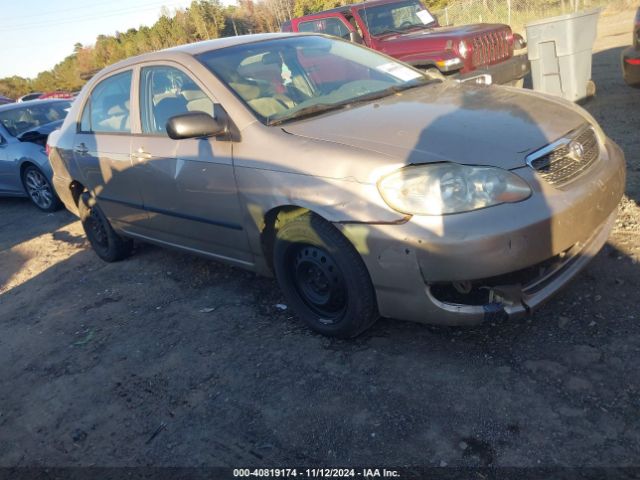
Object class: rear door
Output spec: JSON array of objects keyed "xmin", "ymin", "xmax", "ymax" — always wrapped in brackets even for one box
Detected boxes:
[
  {"xmin": 129, "ymin": 63, "xmax": 251, "ymax": 264},
  {"xmin": 73, "ymin": 70, "xmax": 146, "ymax": 230}
]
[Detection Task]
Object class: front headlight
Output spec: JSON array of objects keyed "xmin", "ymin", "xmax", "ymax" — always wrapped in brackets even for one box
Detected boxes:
[{"xmin": 377, "ymin": 163, "xmax": 531, "ymax": 215}]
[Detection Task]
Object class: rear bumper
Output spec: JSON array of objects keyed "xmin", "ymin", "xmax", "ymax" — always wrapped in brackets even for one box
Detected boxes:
[
  {"xmin": 52, "ymin": 174, "xmax": 79, "ymax": 216},
  {"xmin": 622, "ymin": 46, "xmax": 640, "ymax": 87},
  {"xmin": 336, "ymin": 137, "xmax": 625, "ymax": 326},
  {"xmin": 458, "ymin": 54, "xmax": 530, "ymax": 85}
]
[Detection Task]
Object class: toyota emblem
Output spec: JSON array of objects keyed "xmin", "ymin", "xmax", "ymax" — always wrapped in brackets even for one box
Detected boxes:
[{"xmin": 569, "ymin": 141, "xmax": 585, "ymax": 161}]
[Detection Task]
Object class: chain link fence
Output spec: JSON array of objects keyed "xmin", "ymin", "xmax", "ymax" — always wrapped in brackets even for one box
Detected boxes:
[{"xmin": 431, "ymin": 0, "xmax": 633, "ymax": 33}]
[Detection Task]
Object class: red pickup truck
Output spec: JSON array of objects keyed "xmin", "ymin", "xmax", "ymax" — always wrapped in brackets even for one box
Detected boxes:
[{"xmin": 282, "ymin": 0, "xmax": 529, "ymax": 86}]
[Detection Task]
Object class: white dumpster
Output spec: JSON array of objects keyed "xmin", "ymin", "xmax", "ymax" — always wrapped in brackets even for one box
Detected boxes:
[{"xmin": 525, "ymin": 8, "xmax": 601, "ymax": 102}]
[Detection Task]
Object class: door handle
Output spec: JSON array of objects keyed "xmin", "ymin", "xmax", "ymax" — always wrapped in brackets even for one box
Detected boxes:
[
  {"xmin": 74, "ymin": 143, "xmax": 88, "ymax": 155},
  {"xmin": 132, "ymin": 147, "xmax": 152, "ymax": 161}
]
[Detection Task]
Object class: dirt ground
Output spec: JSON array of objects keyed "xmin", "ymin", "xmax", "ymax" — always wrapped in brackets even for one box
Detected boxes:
[{"xmin": 1, "ymin": 11, "xmax": 639, "ymax": 469}]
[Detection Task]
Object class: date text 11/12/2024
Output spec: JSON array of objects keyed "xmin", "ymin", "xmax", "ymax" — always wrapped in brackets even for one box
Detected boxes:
[{"xmin": 233, "ymin": 468, "xmax": 401, "ymax": 478}]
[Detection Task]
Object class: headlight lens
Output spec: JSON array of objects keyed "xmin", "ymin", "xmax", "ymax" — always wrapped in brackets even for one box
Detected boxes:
[
  {"xmin": 458, "ymin": 40, "xmax": 468, "ymax": 58},
  {"xmin": 377, "ymin": 163, "xmax": 531, "ymax": 215}
]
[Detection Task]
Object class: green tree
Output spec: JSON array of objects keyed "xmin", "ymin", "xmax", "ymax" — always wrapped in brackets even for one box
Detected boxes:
[{"xmin": 0, "ymin": 0, "xmax": 296, "ymax": 96}]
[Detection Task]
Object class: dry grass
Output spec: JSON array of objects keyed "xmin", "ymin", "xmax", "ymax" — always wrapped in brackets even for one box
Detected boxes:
[{"xmin": 433, "ymin": 0, "xmax": 636, "ymax": 33}]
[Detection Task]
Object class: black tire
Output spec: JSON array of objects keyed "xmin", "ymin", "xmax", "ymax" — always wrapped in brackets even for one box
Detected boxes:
[
  {"xmin": 273, "ymin": 212, "xmax": 379, "ymax": 338},
  {"xmin": 78, "ymin": 192, "xmax": 133, "ymax": 262},
  {"xmin": 22, "ymin": 165, "xmax": 61, "ymax": 212}
]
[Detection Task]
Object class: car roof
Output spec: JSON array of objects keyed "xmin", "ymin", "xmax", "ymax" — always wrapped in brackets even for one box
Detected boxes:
[
  {"xmin": 0, "ymin": 98, "xmax": 71, "ymax": 113},
  {"xmin": 96, "ymin": 32, "xmax": 295, "ymax": 77},
  {"xmin": 295, "ymin": 0, "xmax": 415, "ymax": 18}
]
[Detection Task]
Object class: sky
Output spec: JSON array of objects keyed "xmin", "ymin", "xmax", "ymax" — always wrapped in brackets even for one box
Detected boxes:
[{"xmin": 0, "ymin": 0, "xmax": 205, "ymax": 79}]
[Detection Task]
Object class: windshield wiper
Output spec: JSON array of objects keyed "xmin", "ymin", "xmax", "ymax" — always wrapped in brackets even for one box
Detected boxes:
[
  {"xmin": 269, "ymin": 81, "xmax": 435, "ymax": 125},
  {"xmin": 269, "ymin": 102, "xmax": 348, "ymax": 125},
  {"xmin": 375, "ymin": 28, "xmax": 405, "ymax": 36},
  {"xmin": 345, "ymin": 81, "xmax": 435, "ymax": 105},
  {"xmin": 400, "ymin": 24, "xmax": 434, "ymax": 32}
]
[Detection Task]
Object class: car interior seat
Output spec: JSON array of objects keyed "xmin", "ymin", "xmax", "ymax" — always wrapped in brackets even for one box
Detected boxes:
[
  {"xmin": 98, "ymin": 95, "xmax": 130, "ymax": 132},
  {"xmin": 181, "ymin": 89, "xmax": 214, "ymax": 117},
  {"xmin": 153, "ymin": 96, "xmax": 188, "ymax": 132}
]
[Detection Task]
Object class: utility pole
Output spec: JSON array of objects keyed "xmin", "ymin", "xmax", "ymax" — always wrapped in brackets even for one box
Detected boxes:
[{"xmin": 232, "ymin": 16, "xmax": 239, "ymax": 35}]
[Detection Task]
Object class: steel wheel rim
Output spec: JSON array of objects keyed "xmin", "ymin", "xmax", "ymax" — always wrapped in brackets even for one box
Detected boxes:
[
  {"xmin": 86, "ymin": 209, "xmax": 109, "ymax": 249},
  {"xmin": 290, "ymin": 245, "xmax": 347, "ymax": 323},
  {"xmin": 24, "ymin": 169, "xmax": 53, "ymax": 209}
]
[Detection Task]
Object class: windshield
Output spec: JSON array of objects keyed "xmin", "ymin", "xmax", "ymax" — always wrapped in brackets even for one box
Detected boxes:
[
  {"xmin": 0, "ymin": 101, "xmax": 71, "ymax": 137},
  {"xmin": 358, "ymin": 0, "xmax": 437, "ymax": 36},
  {"xmin": 197, "ymin": 36, "xmax": 436, "ymax": 125}
]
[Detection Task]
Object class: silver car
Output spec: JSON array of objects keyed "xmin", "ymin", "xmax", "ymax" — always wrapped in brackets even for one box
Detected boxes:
[
  {"xmin": 0, "ymin": 99, "xmax": 71, "ymax": 211},
  {"xmin": 48, "ymin": 33, "xmax": 625, "ymax": 337}
]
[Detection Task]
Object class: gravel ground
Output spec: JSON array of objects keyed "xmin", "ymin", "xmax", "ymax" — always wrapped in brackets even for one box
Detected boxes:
[{"xmin": 0, "ymin": 11, "xmax": 639, "ymax": 468}]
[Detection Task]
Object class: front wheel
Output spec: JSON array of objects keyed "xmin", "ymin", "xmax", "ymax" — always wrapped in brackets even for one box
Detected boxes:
[
  {"xmin": 78, "ymin": 193, "xmax": 133, "ymax": 262},
  {"xmin": 273, "ymin": 212, "xmax": 379, "ymax": 338},
  {"xmin": 22, "ymin": 165, "xmax": 61, "ymax": 212}
]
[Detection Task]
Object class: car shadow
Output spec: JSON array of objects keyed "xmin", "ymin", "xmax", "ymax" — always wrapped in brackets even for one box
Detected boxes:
[
  {"xmin": 0, "ymin": 197, "xmax": 76, "ymax": 293},
  {"xmin": 0, "ymin": 198, "xmax": 75, "ymax": 250}
]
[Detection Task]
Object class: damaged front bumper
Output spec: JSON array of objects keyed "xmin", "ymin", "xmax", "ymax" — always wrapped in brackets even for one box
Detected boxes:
[
  {"xmin": 424, "ymin": 210, "xmax": 616, "ymax": 324},
  {"xmin": 335, "ymin": 137, "xmax": 625, "ymax": 326}
]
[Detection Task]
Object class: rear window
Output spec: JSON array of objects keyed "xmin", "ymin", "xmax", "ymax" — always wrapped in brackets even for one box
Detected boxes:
[
  {"xmin": 298, "ymin": 17, "xmax": 351, "ymax": 39},
  {"xmin": 0, "ymin": 102, "xmax": 71, "ymax": 137},
  {"xmin": 80, "ymin": 71, "xmax": 132, "ymax": 134}
]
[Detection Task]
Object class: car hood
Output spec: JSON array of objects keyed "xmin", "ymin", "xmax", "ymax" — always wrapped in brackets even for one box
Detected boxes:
[
  {"xmin": 282, "ymin": 82, "xmax": 587, "ymax": 171},
  {"xmin": 17, "ymin": 119, "xmax": 63, "ymax": 145},
  {"xmin": 379, "ymin": 23, "xmax": 508, "ymax": 43}
]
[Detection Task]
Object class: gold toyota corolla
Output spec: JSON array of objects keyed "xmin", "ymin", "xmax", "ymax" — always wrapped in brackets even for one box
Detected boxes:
[{"xmin": 48, "ymin": 33, "xmax": 626, "ymax": 337}]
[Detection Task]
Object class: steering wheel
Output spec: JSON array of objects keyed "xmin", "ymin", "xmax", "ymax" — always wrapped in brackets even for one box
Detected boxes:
[{"xmin": 399, "ymin": 21, "xmax": 414, "ymax": 29}]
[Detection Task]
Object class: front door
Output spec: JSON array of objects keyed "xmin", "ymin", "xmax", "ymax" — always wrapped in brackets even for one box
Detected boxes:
[
  {"xmin": 73, "ymin": 70, "xmax": 146, "ymax": 230},
  {"xmin": 130, "ymin": 64, "xmax": 252, "ymax": 265}
]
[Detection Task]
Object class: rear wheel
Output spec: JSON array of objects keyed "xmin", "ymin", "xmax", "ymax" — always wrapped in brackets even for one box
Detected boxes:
[
  {"xmin": 22, "ymin": 165, "xmax": 61, "ymax": 212},
  {"xmin": 78, "ymin": 192, "xmax": 133, "ymax": 262},
  {"xmin": 273, "ymin": 212, "xmax": 378, "ymax": 338}
]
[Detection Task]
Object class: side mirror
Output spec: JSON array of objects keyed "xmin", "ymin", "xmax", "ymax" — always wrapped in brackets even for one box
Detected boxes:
[
  {"xmin": 349, "ymin": 31, "xmax": 363, "ymax": 44},
  {"xmin": 166, "ymin": 112, "xmax": 227, "ymax": 140}
]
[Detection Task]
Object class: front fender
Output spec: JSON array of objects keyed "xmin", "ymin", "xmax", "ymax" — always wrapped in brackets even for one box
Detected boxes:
[{"xmin": 16, "ymin": 144, "xmax": 52, "ymax": 178}]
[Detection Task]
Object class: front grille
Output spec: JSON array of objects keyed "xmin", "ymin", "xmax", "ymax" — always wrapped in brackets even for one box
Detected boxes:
[
  {"xmin": 527, "ymin": 126, "xmax": 600, "ymax": 187},
  {"xmin": 471, "ymin": 30, "xmax": 511, "ymax": 67}
]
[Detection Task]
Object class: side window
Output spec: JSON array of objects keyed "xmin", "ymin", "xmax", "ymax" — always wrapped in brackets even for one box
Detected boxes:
[
  {"xmin": 80, "ymin": 71, "xmax": 132, "ymax": 133},
  {"xmin": 298, "ymin": 18, "xmax": 351, "ymax": 39},
  {"xmin": 140, "ymin": 66, "xmax": 214, "ymax": 135}
]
